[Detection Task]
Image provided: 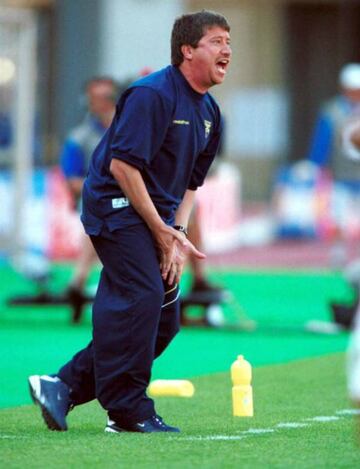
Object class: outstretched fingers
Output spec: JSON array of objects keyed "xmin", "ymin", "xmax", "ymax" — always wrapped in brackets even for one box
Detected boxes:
[{"xmin": 157, "ymin": 226, "xmax": 206, "ymax": 283}]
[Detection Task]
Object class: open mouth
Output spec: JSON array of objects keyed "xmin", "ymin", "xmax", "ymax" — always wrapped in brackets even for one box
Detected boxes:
[{"xmin": 216, "ymin": 59, "xmax": 229, "ymax": 75}]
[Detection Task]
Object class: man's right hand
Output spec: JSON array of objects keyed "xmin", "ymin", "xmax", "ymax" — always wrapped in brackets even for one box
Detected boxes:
[{"xmin": 155, "ymin": 224, "xmax": 206, "ymax": 284}]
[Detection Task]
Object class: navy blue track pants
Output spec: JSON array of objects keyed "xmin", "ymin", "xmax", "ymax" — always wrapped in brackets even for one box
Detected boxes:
[{"xmin": 58, "ymin": 223, "xmax": 180, "ymax": 425}]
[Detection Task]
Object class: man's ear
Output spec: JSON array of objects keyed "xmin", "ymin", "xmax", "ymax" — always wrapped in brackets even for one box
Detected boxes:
[{"xmin": 181, "ymin": 44, "xmax": 193, "ymax": 61}]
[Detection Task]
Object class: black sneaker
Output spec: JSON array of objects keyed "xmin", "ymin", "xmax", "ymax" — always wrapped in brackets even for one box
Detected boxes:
[
  {"xmin": 105, "ymin": 415, "xmax": 180, "ymax": 433},
  {"xmin": 28, "ymin": 375, "xmax": 71, "ymax": 431}
]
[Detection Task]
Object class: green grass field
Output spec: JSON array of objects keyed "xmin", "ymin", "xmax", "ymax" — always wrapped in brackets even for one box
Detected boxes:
[
  {"xmin": 1, "ymin": 355, "xmax": 359, "ymax": 468},
  {"xmin": 1, "ymin": 263, "xmax": 359, "ymax": 467}
]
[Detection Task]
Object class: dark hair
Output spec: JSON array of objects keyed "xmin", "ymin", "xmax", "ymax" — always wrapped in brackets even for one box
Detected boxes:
[{"xmin": 171, "ymin": 10, "xmax": 230, "ymax": 66}]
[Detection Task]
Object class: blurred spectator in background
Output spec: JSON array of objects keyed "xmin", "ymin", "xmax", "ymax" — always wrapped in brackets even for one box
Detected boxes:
[
  {"xmin": 331, "ymin": 115, "xmax": 360, "ymax": 329},
  {"xmin": 345, "ymin": 118, "xmax": 360, "ymax": 432},
  {"xmin": 308, "ymin": 63, "xmax": 360, "ymax": 181},
  {"xmin": 342, "ymin": 117, "xmax": 360, "ymax": 160},
  {"xmin": 311, "ymin": 66, "xmax": 360, "ymax": 329},
  {"xmin": 60, "ymin": 77, "xmax": 118, "ymax": 320},
  {"xmin": 308, "ymin": 63, "xmax": 360, "ymax": 268}
]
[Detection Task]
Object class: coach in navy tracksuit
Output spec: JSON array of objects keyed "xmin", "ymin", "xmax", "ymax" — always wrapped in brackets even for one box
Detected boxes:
[{"xmin": 29, "ymin": 10, "xmax": 232, "ymax": 433}]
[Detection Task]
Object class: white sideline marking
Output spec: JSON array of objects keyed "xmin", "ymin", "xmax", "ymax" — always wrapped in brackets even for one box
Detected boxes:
[
  {"xmin": 175, "ymin": 409, "xmax": 359, "ymax": 443},
  {"xmin": 181, "ymin": 435, "xmax": 245, "ymax": 441},
  {"xmin": 276, "ymin": 422, "xmax": 309, "ymax": 429},
  {"xmin": 336, "ymin": 409, "xmax": 360, "ymax": 416},
  {"xmin": 240, "ymin": 428, "xmax": 274, "ymax": 435},
  {"xmin": 0, "ymin": 435, "xmax": 29, "ymax": 439},
  {"xmin": 305, "ymin": 416, "xmax": 340, "ymax": 422}
]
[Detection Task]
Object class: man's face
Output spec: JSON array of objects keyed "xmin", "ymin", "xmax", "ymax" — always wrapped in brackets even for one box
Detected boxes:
[
  {"xmin": 86, "ymin": 82, "xmax": 115, "ymax": 116},
  {"xmin": 188, "ymin": 26, "xmax": 231, "ymax": 91}
]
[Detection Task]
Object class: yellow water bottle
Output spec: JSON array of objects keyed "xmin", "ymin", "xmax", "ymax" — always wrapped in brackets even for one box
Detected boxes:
[
  {"xmin": 148, "ymin": 379, "xmax": 195, "ymax": 397},
  {"xmin": 231, "ymin": 355, "xmax": 253, "ymax": 417}
]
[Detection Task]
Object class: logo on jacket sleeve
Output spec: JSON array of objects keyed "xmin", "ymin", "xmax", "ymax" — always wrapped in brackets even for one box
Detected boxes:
[
  {"xmin": 204, "ymin": 120, "xmax": 212, "ymax": 138},
  {"xmin": 112, "ymin": 197, "xmax": 129, "ymax": 209},
  {"xmin": 173, "ymin": 119, "xmax": 190, "ymax": 125}
]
